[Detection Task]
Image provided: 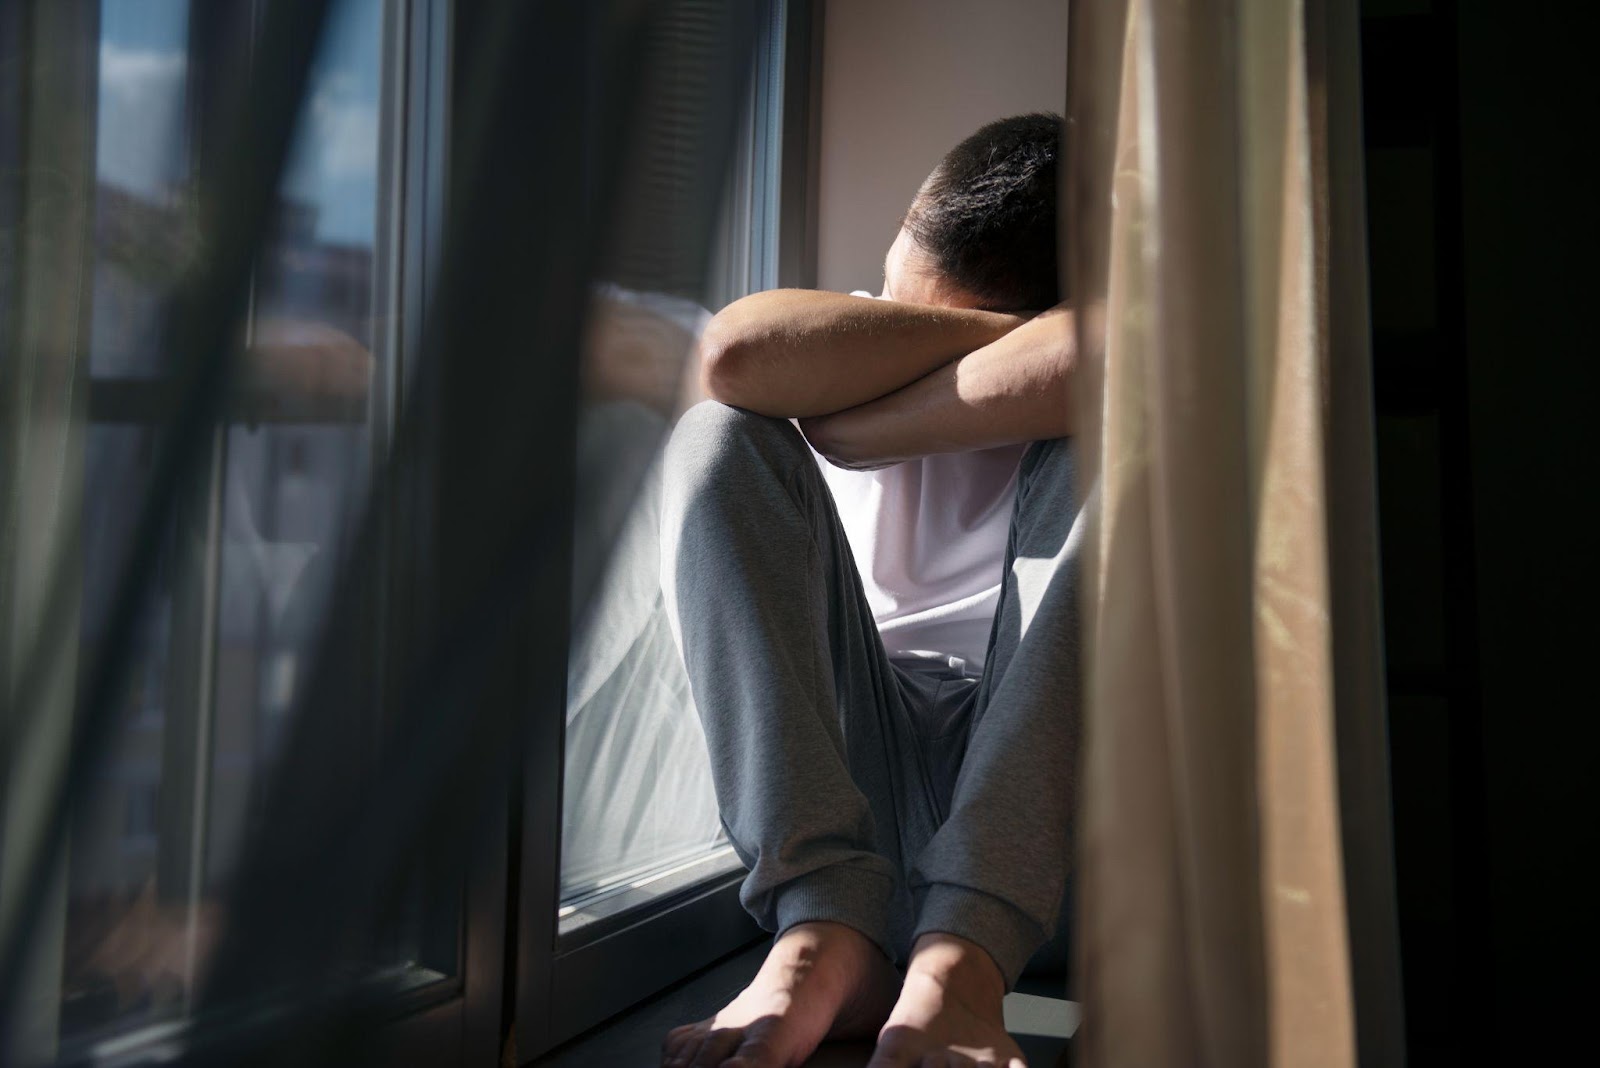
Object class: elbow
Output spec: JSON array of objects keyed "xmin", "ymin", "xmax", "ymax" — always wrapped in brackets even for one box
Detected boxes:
[
  {"xmin": 697, "ymin": 312, "xmax": 756, "ymax": 408},
  {"xmin": 799, "ymin": 412, "xmax": 879, "ymax": 471},
  {"xmin": 796, "ymin": 412, "xmax": 836, "ymax": 457},
  {"xmin": 700, "ymin": 308, "xmax": 790, "ymax": 415}
]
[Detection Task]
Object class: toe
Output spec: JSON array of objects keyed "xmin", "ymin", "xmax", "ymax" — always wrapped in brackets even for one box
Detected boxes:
[
  {"xmin": 689, "ymin": 1027, "xmax": 746, "ymax": 1068},
  {"xmin": 728, "ymin": 1036, "xmax": 781, "ymax": 1068},
  {"xmin": 662, "ymin": 1023, "xmax": 706, "ymax": 1065},
  {"xmin": 867, "ymin": 1029, "xmax": 924, "ymax": 1068}
]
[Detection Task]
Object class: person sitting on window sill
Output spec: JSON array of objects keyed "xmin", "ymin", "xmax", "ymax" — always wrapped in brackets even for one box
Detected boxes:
[{"xmin": 659, "ymin": 114, "xmax": 1080, "ymax": 1068}]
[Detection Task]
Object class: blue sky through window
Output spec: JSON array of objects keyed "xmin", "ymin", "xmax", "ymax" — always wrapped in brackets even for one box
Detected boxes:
[{"xmin": 98, "ymin": 0, "xmax": 383, "ymax": 248}]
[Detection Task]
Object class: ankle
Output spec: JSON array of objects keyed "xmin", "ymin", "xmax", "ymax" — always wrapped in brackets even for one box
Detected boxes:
[
  {"xmin": 780, "ymin": 920, "xmax": 874, "ymax": 956},
  {"xmin": 767, "ymin": 922, "xmax": 882, "ymax": 985},
  {"xmin": 905, "ymin": 932, "xmax": 1006, "ymax": 1006}
]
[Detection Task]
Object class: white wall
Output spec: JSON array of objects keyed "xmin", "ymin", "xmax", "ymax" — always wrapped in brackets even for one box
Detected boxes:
[{"xmin": 814, "ymin": 0, "xmax": 1069, "ymax": 294}]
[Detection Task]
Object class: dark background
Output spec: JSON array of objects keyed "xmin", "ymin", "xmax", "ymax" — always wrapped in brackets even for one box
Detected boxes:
[{"xmin": 1360, "ymin": 1, "xmax": 1596, "ymax": 1063}]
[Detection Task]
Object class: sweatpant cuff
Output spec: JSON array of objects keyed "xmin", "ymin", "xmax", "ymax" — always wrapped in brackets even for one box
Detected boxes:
[
  {"xmin": 912, "ymin": 884, "xmax": 1047, "ymax": 991},
  {"xmin": 773, "ymin": 864, "xmax": 896, "ymax": 962}
]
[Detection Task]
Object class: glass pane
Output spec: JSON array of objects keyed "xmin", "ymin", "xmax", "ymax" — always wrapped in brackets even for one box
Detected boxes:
[
  {"xmin": 62, "ymin": 426, "xmax": 182, "ymax": 1039},
  {"xmin": 556, "ymin": 6, "xmax": 783, "ymax": 934},
  {"xmin": 89, "ymin": 0, "xmax": 192, "ymax": 379},
  {"xmin": 206, "ymin": 0, "xmax": 386, "ymax": 897},
  {"xmin": 58, "ymin": 0, "xmax": 438, "ymax": 1050},
  {"xmin": 61, "ymin": 0, "xmax": 198, "ymax": 1040},
  {"xmin": 560, "ymin": 303, "xmax": 739, "ymax": 935}
]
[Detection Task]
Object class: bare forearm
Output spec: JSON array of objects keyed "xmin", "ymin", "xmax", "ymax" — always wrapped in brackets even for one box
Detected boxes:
[
  {"xmin": 801, "ymin": 305, "xmax": 1075, "ymax": 469},
  {"xmin": 699, "ymin": 289, "xmax": 1026, "ymax": 418}
]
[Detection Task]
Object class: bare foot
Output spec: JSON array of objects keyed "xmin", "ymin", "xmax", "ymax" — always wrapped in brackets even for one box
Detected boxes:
[
  {"xmin": 867, "ymin": 933, "xmax": 1027, "ymax": 1068},
  {"xmin": 661, "ymin": 921, "xmax": 901, "ymax": 1067}
]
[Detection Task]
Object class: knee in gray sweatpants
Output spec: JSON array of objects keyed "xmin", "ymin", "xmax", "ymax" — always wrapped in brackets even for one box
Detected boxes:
[
  {"xmin": 662, "ymin": 402, "xmax": 1082, "ymax": 986},
  {"xmin": 663, "ymin": 402, "xmax": 910, "ymax": 958}
]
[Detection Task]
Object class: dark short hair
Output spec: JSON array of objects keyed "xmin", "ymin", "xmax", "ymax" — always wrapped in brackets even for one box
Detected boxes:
[{"xmin": 903, "ymin": 112, "xmax": 1063, "ymax": 312}]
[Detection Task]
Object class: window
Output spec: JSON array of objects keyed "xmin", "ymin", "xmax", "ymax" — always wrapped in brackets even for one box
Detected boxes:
[
  {"xmin": 1, "ymin": 1, "xmax": 813, "ymax": 1062},
  {"xmin": 3, "ymin": 1, "xmax": 482, "ymax": 1062}
]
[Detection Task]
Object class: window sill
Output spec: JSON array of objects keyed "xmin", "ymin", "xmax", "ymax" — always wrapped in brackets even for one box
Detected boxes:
[{"xmin": 531, "ymin": 942, "xmax": 1079, "ymax": 1067}]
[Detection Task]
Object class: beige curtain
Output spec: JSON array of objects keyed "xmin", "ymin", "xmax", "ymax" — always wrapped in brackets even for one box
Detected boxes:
[{"xmin": 1064, "ymin": 1, "xmax": 1404, "ymax": 1065}]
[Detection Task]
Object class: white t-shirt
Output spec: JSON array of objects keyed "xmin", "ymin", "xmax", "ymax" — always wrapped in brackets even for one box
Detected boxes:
[{"xmin": 813, "ymin": 292, "xmax": 1023, "ymax": 671}]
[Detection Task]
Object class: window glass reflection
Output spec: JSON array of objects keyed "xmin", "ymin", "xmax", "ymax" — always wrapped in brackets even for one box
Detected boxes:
[
  {"xmin": 60, "ymin": 0, "xmax": 423, "ymax": 1048},
  {"xmin": 556, "ymin": 2, "xmax": 782, "ymax": 927},
  {"xmin": 90, "ymin": 0, "xmax": 191, "ymax": 379},
  {"xmin": 63, "ymin": 421, "xmax": 189, "ymax": 1039},
  {"xmin": 561, "ymin": 292, "xmax": 734, "ymax": 929},
  {"xmin": 63, "ymin": 0, "xmax": 196, "ymax": 1039},
  {"xmin": 207, "ymin": 0, "xmax": 384, "ymax": 892}
]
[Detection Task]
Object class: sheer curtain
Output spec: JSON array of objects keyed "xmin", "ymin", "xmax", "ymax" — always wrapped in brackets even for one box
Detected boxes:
[
  {"xmin": 1, "ymin": 5, "xmax": 97, "ymax": 1059},
  {"xmin": 1064, "ymin": 1, "xmax": 1404, "ymax": 1064}
]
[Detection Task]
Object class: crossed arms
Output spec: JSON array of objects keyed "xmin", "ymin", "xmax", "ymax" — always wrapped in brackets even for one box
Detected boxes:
[{"xmin": 699, "ymin": 289, "xmax": 1075, "ymax": 469}]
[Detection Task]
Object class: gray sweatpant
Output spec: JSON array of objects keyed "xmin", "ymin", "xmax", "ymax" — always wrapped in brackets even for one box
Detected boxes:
[{"xmin": 660, "ymin": 402, "xmax": 1082, "ymax": 988}]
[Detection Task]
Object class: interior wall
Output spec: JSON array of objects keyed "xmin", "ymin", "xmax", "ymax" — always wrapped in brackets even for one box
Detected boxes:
[{"xmin": 813, "ymin": 0, "xmax": 1069, "ymax": 294}]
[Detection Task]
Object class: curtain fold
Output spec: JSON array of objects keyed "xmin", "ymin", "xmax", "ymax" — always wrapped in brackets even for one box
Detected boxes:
[
  {"xmin": 1065, "ymin": 1, "xmax": 1403, "ymax": 1064},
  {"xmin": 0, "ymin": 3, "xmax": 99, "ymax": 1060}
]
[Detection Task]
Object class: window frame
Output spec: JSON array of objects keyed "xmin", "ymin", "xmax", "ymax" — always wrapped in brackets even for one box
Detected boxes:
[
  {"xmin": 509, "ymin": 1, "xmax": 823, "ymax": 1059},
  {"xmin": 367, "ymin": 4, "xmax": 512, "ymax": 1065}
]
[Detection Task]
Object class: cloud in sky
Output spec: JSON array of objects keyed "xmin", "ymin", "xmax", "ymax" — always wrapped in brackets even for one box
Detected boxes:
[
  {"xmin": 94, "ymin": 0, "xmax": 384, "ymax": 248},
  {"xmin": 94, "ymin": 45, "xmax": 380, "ymax": 247},
  {"xmin": 100, "ymin": 41, "xmax": 185, "ymax": 86},
  {"xmin": 278, "ymin": 86, "xmax": 380, "ymax": 247},
  {"xmin": 280, "ymin": 0, "xmax": 384, "ymax": 248},
  {"xmin": 310, "ymin": 89, "xmax": 379, "ymax": 181},
  {"xmin": 96, "ymin": 43, "xmax": 187, "ymax": 197}
]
